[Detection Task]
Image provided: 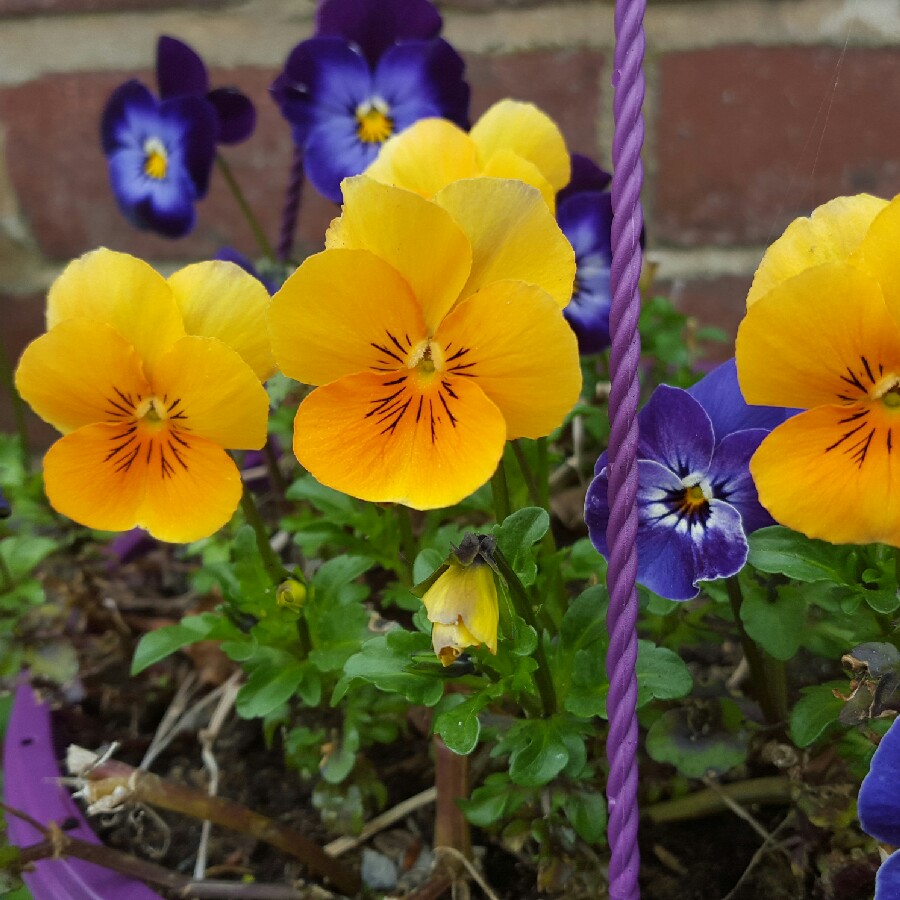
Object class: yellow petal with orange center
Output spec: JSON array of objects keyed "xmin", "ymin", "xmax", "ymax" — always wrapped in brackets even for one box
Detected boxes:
[
  {"xmin": 746, "ymin": 195, "xmax": 887, "ymax": 307},
  {"xmin": 470, "ymin": 99, "xmax": 570, "ymax": 193},
  {"xmin": 325, "ymin": 176, "xmax": 472, "ymax": 331},
  {"xmin": 423, "ymin": 562, "xmax": 498, "ymax": 654},
  {"xmin": 431, "ymin": 622, "xmax": 481, "ymax": 666},
  {"xmin": 167, "ymin": 261, "xmax": 275, "ymax": 381},
  {"xmin": 269, "ymin": 249, "xmax": 426, "ymax": 386},
  {"xmin": 437, "ymin": 280, "xmax": 581, "ymax": 439},
  {"xmin": 434, "ymin": 178, "xmax": 575, "ymax": 308},
  {"xmin": 151, "ymin": 336, "xmax": 269, "ymax": 450},
  {"xmin": 481, "ymin": 148, "xmax": 556, "ymax": 212},
  {"xmin": 46, "ymin": 248, "xmax": 185, "ymax": 377},
  {"xmin": 737, "ymin": 261, "xmax": 900, "ymax": 409},
  {"xmin": 850, "ymin": 195, "xmax": 900, "ymax": 327},
  {"xmin": 751, "ymin": 403, "xmax": 900, "ymax": 547},
  {"xmin": 293, "ymin": 370, "xmax": 506, "ymax": 509},
  {"xmin": 15, "ymin": 319, "xmax": 151, "ymax": 434},
  {"xmin": 364, "ymin": 118, "xmax": 479, "ymax": 198},
  {"xmin": 44, "ymin": 422, "xmax": 243, "ymax": 542}
]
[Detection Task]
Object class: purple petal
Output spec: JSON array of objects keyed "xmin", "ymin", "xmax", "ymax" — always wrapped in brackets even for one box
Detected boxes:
[
  {"xmin": 636, "ymin": 460, "xmax": 748, "ymax": 601},
  {"xmin": 315, "ymin": 0, "xmax": 442, "ymax": 67},
  {"xmin": 876, "ymin": 852, "xmax": 900, "ymax": 899},
  {"xmin": 4, "ymin": 682, "xmax": 164, "ymax": 899},
  {"xmin": 156, "ymin": 35, "xmax": 209, "ymax": 99},
  {"xmin": 557, "ymin": 153, "xmax": 611, "ymax": 205},
  {"xmin": 272, "ymin": 38, "xmax": 372, "ymax": 147},
  {"xmin": 374, "ymin": 39, "xmax": 470, "ymax": 130},
  {"xmin": 584, "ymin": 469, "xmax": 611, "ymax": 558},
  {"xmin": 160, "ymin": 95, "xmax": 217, "ymax": 195},
  {"xmin": 304, "ymin": 115, "xmax": 381, "ymax": 202},
  {"xmin": 0, "ymin": 486, "xmax": 9, "ymax": 517},
  {"xmin": 637, "ymin": 385, "xmax": 716, "ymax": 479},
  {"xmin": 215, "ymin": 247, "xmax": 278, "ymax": 294},
  {"xmin": 558, "ymin": 190, "xmax": 613, "ymax": 354},
  {"xmin": 860, "ymin": 718, "xmax": 900, "ymax": 846},
  {"xmin": 100, "ymin": 79, "xmax": 157, "ymax": 154},
  {"xmin": 687, "ymin": 358, "xmax": 795, "ymax": 441},
  {"xmin": 206, "ymin": 87, "xmax": 256, "ymax": 144},
  {"xmin": 707, "ymin": 429, "xmax": 775, "ymax": 533},
  {"xmin": 106, "ymin": 527, "xmax": 155, "ymax": 565}
]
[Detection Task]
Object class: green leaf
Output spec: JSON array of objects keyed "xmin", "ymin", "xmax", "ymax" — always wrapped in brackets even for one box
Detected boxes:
[
  {"xmin": 433, "ymin": 689, "xmax": 498, "ymax": 755},
  {"xmin": 236, "ymin": 658, "xmax": 306, "ymax": 719},
  {"xmin": 498, "ymin": 719, "xmax": 570, "ymax": 787},
  {"xmin": 312, "ymin": 556, "xmax": 373, "ymax": 602},
  {"xmin": 636, "ymin": 640, "xmax": 693, "ymax": 707},
  {"xmin": 740, "ymin": 583, "xmax": 807, "ymax": 661},
  {"xmin": 790, "ymin": 683, "xmax": 846, "ymax": 748},
  {"xmin": 413, "ymin": 549, "xmax": 445, "ymax": 585},
  {"xmin": 563, "ymin": 790, "xmax": 607, "ymax": 843},
  {"xmin": 131, "ymin": 613, "xmax": 229, "ymax": 674},
  {"xmin": 458, "ymin": 773, "xmax": 525, "ymax": 828},
  {"xmin": 0, "ymin": 535, "xmax": 57, "ymax": 582},
  {"xmin": 564, "ymin": 650, "xmax": 607, "ymax": 719},
  {"xmin": 748, "ymin": 526, "xmax": 848, "ymax": 583},
  {"xmin": 495, "ymin": 507, "xmax": 549, "ymax": 586}
]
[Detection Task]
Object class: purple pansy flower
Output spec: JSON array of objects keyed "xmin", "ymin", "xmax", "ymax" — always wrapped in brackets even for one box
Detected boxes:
[
  {"xmin": 556, "ymin": 154, "xmax": 614, "ymax": 355},
  {"xmin": 156, "ymin": 36, "xmax": 256, "ymax": 145},
  {"xmin": 271, "ymin": 0, "xmax": 469, "ymax": 203},
  {"xmin": 0, "ymin": 486, "xmax": 10, "ymax": 518},
  {"xmin": 584, "ymin": 358, "xmax": 793, "ymax": 601},
  {"xmin": 859, "ymin": 717, "xmax": 900, "ymax": 897},
  {"xmin": 101, "ymin": 79, "xmax": 217, "ymax": 238}
]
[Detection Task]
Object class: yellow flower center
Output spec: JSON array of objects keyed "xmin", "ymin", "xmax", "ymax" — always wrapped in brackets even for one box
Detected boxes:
[
  {"xmin": 678, "ymin": 477, "xmax": 711, "ymax": 517},
  {"xmin": 407, "ymin": 339, "xmax": 445, "ymax": 382},
  {"xmin": 135, "ymin": 396, "xmax": 168, "ymax": 430},
  {"xmin": 877, "ymin": 380, "xmax": 900, "ymax": 410},
  {"xmin": 143, "ymin": 137, "xmax": 169, "ymax": 180},
  {"xmin": 355, "ymin": 99, "xmax": 393, "ymax": 144}
]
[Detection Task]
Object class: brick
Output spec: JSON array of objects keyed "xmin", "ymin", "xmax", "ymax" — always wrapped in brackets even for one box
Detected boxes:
[
  {"xmin": 655, "ymin": 47, "xmax": 900, "ymax": 247},
  {"xmin": 467, "ymin": 49, "xmax": 604, "ymax": 159},
  {"xmin": 656, "ymin": 273, "xmax": 751, "ymax": 363}
]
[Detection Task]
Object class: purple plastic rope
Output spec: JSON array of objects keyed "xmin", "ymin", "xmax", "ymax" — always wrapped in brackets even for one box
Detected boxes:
[
  {"xmin": 276, "ymin": 145, "xmax": 306, "ymax": 262},
  {"xmin": 605, "ymin": 0, "xmax": 646, "ymax": 896}
]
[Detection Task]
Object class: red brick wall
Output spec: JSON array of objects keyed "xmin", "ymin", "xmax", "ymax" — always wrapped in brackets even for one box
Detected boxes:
[{"xmin": 1, "ymin": 0, "xmax": 896, "ymax": 440}]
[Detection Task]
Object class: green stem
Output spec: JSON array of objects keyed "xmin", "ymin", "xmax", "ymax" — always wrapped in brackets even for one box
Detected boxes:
[
  {"xmin": 0, "ymin": 551, "xmax": 13, "ymax": 594},
  {"xmin": 493, "ymin": 548, "xmax": 557, "ymax": 716},
  {"xmin": 512, "ymin": 440, "xmax": 557, "ymax": 556},
  {"xmin": 0, "ymin": 338, "xmax": 31, "ymax": 474},
  {"xmin": 644, "ymin": 776, "xmax": 794, "ymax": 824},
  {"xmin": 396, "ymin": 505, "xmax": 417, "ymax": 583},
  {"xmin": 240, "ymin": 487, "xmax": 291, "ymax": 586},
  {"xmin": 215, "ymin": 154, "xmax": 276, "ymax": 260},
  {"xmin": 535, "ymin": 437, "xmax": 550, "ymax": 512},
  {"xmin": 262, "ymin": 437, "xmax": 289, "ymax": 506},
  {"xmin": 490, "ymin": 457, "xmax": 511, "ymax": 524},
  {"xmin": 510, "ymin": 441, "xmax": 542, "ymax": 508},
  {"xmin": 726, "ymin": 576, "xmax": 787, "ymax": 726}
]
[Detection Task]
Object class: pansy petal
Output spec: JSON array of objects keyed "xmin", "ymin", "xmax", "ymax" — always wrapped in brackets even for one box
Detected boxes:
[
  {"xmin": 688, "ymin": 358, "xmax": 793, "ymax": 440},
  {"xmin": 156, "ymin": 35, "xmax": 209, "ymax": 99},
  {"xmin": 46, "ymin": 249, "xmax": 185, "ymax": 376},
  {"xmin": 584, "ymin": 469, "xmax": 611, "ymax": 557},
  {"xmin": 152, "ymin": 336, "xmax": 268, "ymax": 450},
  {"xmin": 859, "ymin": 719, "xmax": 900, "ymax": 846},
  {"xmin": 15, "ymin": 319, "xmax": 151, "ymax": 434},
  {"xmin": 435, "ymin": 178, "xmax": 575, "ymax": 308},
  {"xmin": 736, "ymin": 262, "xmax": 900, "ymax": 409},
  {"xmin": 557, "ymin": 153, "xmax": 611, "ymax": 205},
  {"xmin": 852, "ymin": 196, "xmax": 900, "ymax": 328},
  {"xmin": 436, "ymin": 280, "xmax": 581, "ymax": 439},
  {"xmin": 206, "ymin": 87, "xmax": 256, "ymax": 144},
  {"xmin": 423, "ymin": 563, "xmax": 498, "ymax": 651},
  {"xmin": 43, "ymin": 425, "xmax": 147, "ymax": 533},
  {"xmin": 746, "ymin": 194, "xmax": 887, "ymax": 306},
  {"xmin": 306, "ymin": 115, "xmax": 382, "ymax": 203},
  {"xmin": 876, "ymin": 853, "xmax": 900, "ymax": 900},
  {"xmin": 293, "ymin": 370, "xmax": 506, "ymax": 509},
  {"xmin": 364, "ymin": 117, "xmax": 479, "ymax": 197},
  {"xmin": 481, "ymin": 149, "xmax": 556, "ymax": 212},
  {"xmin": 167, "ymin": 261, "xmax": 275, "ymax": 380},
  {"xmin": 707, "ymin": 429, "xmax": 774, "ymax": 533},
  {"xmin": 750, "ymin": 404, "xmax": 900, "ymax": 547},
  {"xmin": 328, "ymin": 177, "xmax": 472, "ymax": 331},
  {"xmin": 470, "ymin": 100, "xmax": 570, "ymax": 193},
  {"xmin": 135, "ymin": 435, "xmax": 243, "ymax": 543},
  {"xmin": 637, "ymin": 386, "xmax": 715, "ymax": 478},
  {"xmin": 269, "ymin": 248, "xmax": 426, "ymax": 385},
  {"xmin": 636, "ymin": 460, "xmax": 748, "ymax": 601}
]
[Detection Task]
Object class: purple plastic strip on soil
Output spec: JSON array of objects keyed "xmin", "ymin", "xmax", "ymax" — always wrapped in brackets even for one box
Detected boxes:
[
  {"xmin": 604, "ymin": 0, "xmax": 646, "ymax": 897},
  {"xmin": 3, "ymin": 681, "xmax": 164, "ymax": 899}
]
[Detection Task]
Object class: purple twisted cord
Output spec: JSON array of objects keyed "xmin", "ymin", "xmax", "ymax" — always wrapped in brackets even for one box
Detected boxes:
[
  {"xmin": 605, "ymin": 0, "xmax": 646, "ymax": 896},
  {"xmin": 276, "ymin": 145, "xmax": 305, "ymax": 262}
]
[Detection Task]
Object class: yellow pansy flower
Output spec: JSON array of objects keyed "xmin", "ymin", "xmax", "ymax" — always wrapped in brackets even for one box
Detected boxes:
[
  {"xmin": 15, "ymin": 248, "xmax": 271, "ymax": 543},
  {"xmin": 421, "ymin": 534, "xmax": 499, "ymax": 666},
  {"xmin": 268, "ymin": 175, "xmax": 580, "ymax": 509},
  {"xmin": 736, "ymin": 193, "xmax": 900, "ymax": 546},
  {"xmin": 364, "ymin": 99, "xmax": 570, "ymax": 212}
]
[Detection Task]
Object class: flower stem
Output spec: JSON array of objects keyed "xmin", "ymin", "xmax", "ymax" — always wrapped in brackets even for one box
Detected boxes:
[
  {"xmin": 215, "ymin": 154, "xmax": 275, "ymax": 260},
  {"xmin": 510, "ymin": 440, "xmax": 542, "ymax": 508},
  {"xmin": 396, "ymin": 504, "xmax": 417, "ymax": 583},
  {"xmin": 726, "ymin": 575, "xmax": 787, "ymax": 726},
  {"xmin": 276, "ymin": 146, "xmax": 305, "ymax": 263},
  {"xmin": 239, "ymin": 485, "xmax": 291, "ymax": 585},
  {"xmin": 0, "ymin": 551, "xmax": 13, "ymax": 593},
  {"xmin": 493, "ymin": 547, "xmax": 557, "ymax": 716},
  {"xmin": 490, "ymin": 456, "xmax": 511, "ymax": 524},
  {"xmin": 536, "ymin": 436, "xmax": 550, "ymax": 512},
  {"xmin": 0, "ymin": 338, "xmax": 31, "ymax": 474}
]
